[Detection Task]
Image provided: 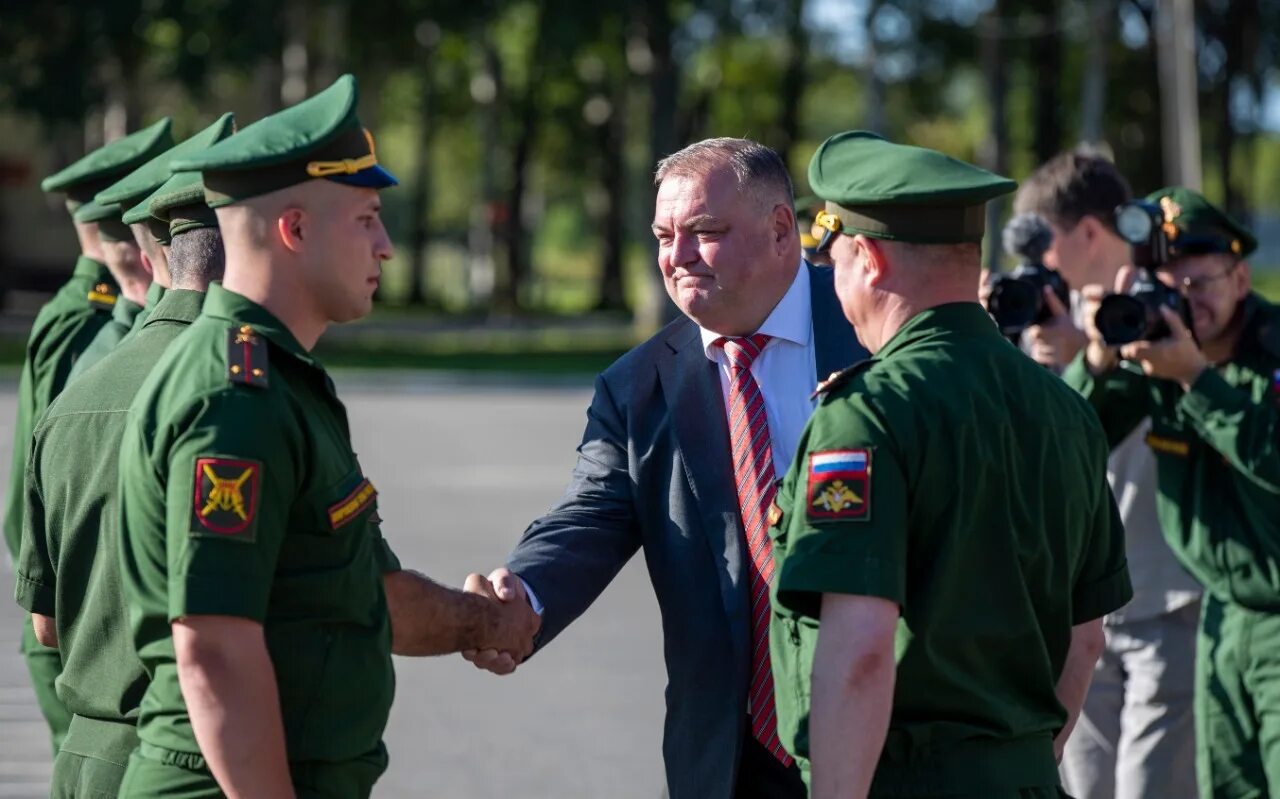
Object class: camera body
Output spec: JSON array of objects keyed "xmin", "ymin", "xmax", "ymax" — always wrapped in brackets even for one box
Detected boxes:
[
  {"xmin": 988, "ymin": 212, "xmax": 1070, "ymax": 336},
  {"xmin": 1093, "ymin": 201, "xmax": 1192, "ymax": 346},
  {"xmin": 987, "ymin": 263, "xmax": 1071, "ymax": 336}
]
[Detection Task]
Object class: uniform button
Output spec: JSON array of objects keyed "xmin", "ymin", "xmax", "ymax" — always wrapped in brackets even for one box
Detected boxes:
[{"xmin": 230, "ymin": 365, "xmax": 242, "ymax": 374}]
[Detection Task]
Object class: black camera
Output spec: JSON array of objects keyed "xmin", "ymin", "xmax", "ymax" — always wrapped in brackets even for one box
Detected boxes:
[
  {"xmin": 1093, "ymin": 201, "xmax": 1191, "ymax": 345},
  {"xmin": 987, "ymin": 213, "xmax": 1070, "ymax": 336}
]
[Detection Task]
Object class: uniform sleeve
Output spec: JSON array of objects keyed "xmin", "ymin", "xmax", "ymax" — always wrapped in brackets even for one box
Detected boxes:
[
  {"xmin": 1061, "ymin": 352, "xmax": 1149, "ymax": 450},
  {"xmin": 369, "ymin": 520, "xmax": 401, "ymax": 574},
  {"xmin": 1178, "ymin": 367, "xmax": 1280, "ymax": 495},
  {"xmin": 774, "ymin": 393, "xmax": 909, "ymax": 614},
  {"xmin": 13, "ymin": 431, "xmax": 55, "ymax": 615},
  {"xmin": 1071, "ymin": 438, "xmax": 1134, "ymax": 623},
  {"xmin": 162, "ymin": 390, "xmax": 301, "ymax": 623}
]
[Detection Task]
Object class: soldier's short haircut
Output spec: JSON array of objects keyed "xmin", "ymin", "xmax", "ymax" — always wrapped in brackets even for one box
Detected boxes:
[
  {"xmin": 1014, "ymin": 150, "xmax": 1133, "ymax": 233},
  {"xmin": 167, "ymin": 227, "xmax": 226, "ymax": 288},
  {"xmin": 654, "ymin": 137, "xmax": 794, "ymax": 212}
]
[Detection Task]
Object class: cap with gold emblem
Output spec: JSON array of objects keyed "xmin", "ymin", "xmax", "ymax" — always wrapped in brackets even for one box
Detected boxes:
[
  {"xmin": 171, "ymin": 74, "xmax": 397, "ymax": 208},
  {"xmin": 1145, "ymin": 186, "xmax": 1257, "ymax": 259},
  {"xmin": 807, "ymin": 130, "xmax": 1016, "ymax": 248}
]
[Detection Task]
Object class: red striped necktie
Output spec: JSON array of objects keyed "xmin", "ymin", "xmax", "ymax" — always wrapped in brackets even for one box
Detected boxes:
[{"xmin": 714, "ymin": 333, "xmax": 793, "ymax": 767}]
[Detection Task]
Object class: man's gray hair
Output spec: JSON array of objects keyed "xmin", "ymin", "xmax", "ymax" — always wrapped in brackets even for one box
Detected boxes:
[{"xmin": 654, "ymin": 137, "xmax": 794, "ymax": 211}]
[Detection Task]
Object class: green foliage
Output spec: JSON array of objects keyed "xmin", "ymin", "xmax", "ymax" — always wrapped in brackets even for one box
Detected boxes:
[{"xmin": 2, "ymin": 0, "xmax": 1279, "ymax": 320}]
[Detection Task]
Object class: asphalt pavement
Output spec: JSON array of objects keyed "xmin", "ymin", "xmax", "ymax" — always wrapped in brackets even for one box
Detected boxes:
[{"xmin": 0, "ymin": 372, "xmax": 668, "ymax": 798}]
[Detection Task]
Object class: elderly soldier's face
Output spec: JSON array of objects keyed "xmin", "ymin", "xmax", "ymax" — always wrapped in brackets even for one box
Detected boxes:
[
  {"xmin": 304, "ymin": 184, "xmax": 394, "ymax": 324},
  {"xmin": 652, "ymin": 165, "xmax": 785, "ymax": 334},
  {"xmin": 1156, "ymin": 253, "xmax": 1250, "ymax": 344}
]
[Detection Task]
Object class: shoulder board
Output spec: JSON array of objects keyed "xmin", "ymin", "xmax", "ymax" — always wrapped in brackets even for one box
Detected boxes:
[
  {"xmin": 811, "ymin": 359, "xmax": 873, "ymax": 400},
  {"xmin": 226, "ymin": 324, "xmax": 269, "ymax": 389},
  {"xmin": 87, "ymin": 282, "xmax": 117, "ymax": 311}
]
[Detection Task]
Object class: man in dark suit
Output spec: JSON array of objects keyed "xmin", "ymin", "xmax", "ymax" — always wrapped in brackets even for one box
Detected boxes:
[{"xmin": 464, "ymin": 137, "xmax": 866, "ymax": 798}]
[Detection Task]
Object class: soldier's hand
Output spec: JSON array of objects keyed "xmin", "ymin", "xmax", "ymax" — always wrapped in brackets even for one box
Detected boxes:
[
  {"xmin": 461, "ymin": 569, "xmax": 539, "ymax": 675},
  {"xmin": 1025, "ymin": 286, "xmax": 1086, "ymax": 368},
  {"xmin": 1119, "ymin": 307, "xmax": 1208, "ymax": 389}
]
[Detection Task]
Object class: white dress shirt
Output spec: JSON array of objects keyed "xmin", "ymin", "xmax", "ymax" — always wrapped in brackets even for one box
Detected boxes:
[
  {"xmin": 521, "ymin": 262, "xmax": 818, "ymax": 614},
  {"xmin": 699, "ymin": 261, "xmax": 818, "ymax": 479}
]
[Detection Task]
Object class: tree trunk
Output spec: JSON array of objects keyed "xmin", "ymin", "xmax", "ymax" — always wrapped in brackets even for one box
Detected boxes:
[
  {"xmin": 281, "ymin": 0, "xmax": 309, "ymax": 106},
  {"xmin": 775, "ymin": 0, "xmax": 807, "ymax": 160},
  {"xmin": 407, "ymin": 24, "xmax": 438, "ymax": 307},
  {"xmin": 1079, "ymin": 0, "xmax": 1111, "ymax": 144},
  {"xmin": 981, "ymin": 1, "xmax": 1008, "ymax": 273},
  {"xmin": 498, "ymin": 9, "xmax": 546, "ymax": 313},
  {"xmin": 313, "ymin": 0, "xmax": 348, "ymax": 88},
  {"xmin": 1154, "ymin": 0, "xmax": 1202, "ymax": 189},
  {"xmin": 1032, "ymin": 7, "xmax": 1062, "ymax": 164},
  {"xmin": 638, "ymin": 0, "xmax": 679, "ymax": 330},
  {"xmin": 862, "ymin": 0, "xmax": 887, "ymax": 133},
  {"xmin": 595, "ymin": 76, "xmax": 628, "ymax": 312},
  {"xmin": 469, "ymin": 35, "xmax": 502, "ymax": 310}
]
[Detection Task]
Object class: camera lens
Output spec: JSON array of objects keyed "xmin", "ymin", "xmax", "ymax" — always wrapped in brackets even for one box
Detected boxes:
[
  {"xmin": 987, "ymin": 275, "xmax": 1041, "ymax": 335},
  {"xmin": 1095, "ymin": 294, "xmax": 1148, "ymax": 346},
  {"xmin": 1116, "ymin": 204, "xmax": 1153, "ymax": 245}
]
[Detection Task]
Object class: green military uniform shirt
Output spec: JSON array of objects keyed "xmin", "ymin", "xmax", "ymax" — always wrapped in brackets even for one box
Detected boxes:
[
  {"xmin": 118, "ymin": 283, "xmax": 401, "ymax": 776},
  {"xmin": 67, "ymin": 293, "xmax": 144, "ymax": 381},
  {"xmin": 1064, "ymin": 293, "xmax": 1280, "ymax": 609},
  {"xmin": 128, "ymin": 282, "xmax": 166, "ymax": 337},
  {"xmin": 13, "ymin": 289, "xmax": 206, "ymax": 789},
  {"xmin": 3, "ymin": 256, "xmax": 118, "ymax": 560},
  {"xmin": 769, "ymin": 303, "xmax": 1133, "ymax": 794}
]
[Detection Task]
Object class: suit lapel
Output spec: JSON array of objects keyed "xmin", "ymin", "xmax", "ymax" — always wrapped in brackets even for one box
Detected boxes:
[
  {"xmin": 808, "ymin": 261, "xmax": 868, "ymax": 381},
  {"xmin": 657, "ymin": 322, "xmax": 749, "ymax": 662}
]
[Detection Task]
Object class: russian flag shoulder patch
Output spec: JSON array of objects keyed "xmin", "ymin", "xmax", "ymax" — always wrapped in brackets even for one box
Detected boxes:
[{"xmin": 806, "ymin": 448, "xmax": 871, "ymax": 522}]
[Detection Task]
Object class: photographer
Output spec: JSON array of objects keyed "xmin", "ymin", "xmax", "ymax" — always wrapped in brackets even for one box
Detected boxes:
[
  {"xmin": 1065, "ymin": 187, "xmax": 1278, "ymax": 799},
  {"xmin": 1015, "ymin": 155, "xmax": 1200, "ymax": 799}
]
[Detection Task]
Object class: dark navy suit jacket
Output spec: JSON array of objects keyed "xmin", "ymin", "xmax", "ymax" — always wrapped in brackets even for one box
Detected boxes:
[{"xmin": 506, "ymin": 263, "xmax": 867, "ymax": 798}]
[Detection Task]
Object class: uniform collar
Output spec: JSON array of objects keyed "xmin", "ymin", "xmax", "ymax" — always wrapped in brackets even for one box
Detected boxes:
[
  {"xmin": 201, "ymin": 282, "xmax": 315, "ymax": 366},
  {"xmin": 144, "ymin": 281, "xmax": 166, "ymax": 308},
  {"xmin": 143, "ymin": 288, "xmax": 205, "ymax": 327},
  {"xmin": 112, "ymin": 295, "xmax": 144, "ymax": 326},
  {"xmin": 72, "ymin": 255, "xmax": 112, "ymax": 283},
  {"xmin": 875, "ymin": 301, "xmax": 997, "ymax": 361},
  {"xmin": 698, "ymin": 259, "xmax": 810, "ymax": 359}
]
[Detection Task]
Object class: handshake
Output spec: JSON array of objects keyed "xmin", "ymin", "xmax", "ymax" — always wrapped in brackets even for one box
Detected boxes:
[{"xmin": 460, "ymin": 567, "xmax": 539, "ymax": 675}]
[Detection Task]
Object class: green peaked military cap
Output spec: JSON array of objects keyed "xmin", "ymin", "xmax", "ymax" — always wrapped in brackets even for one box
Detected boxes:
[
  {"xmin": 120, "ymin": 194, "xmax": 171, "ymax": 245},
  {"xmin": 808, "ymin": 130, "xmax": 1016, "ymax": 244},
  {"xmin": 147, "ymin": 171, "xmax": 220, "ymax": 237},
  {"xmin": 1144, "ymin": 186, "xmax": 1257, "ymax": 259},
  {"xmin": 41, "ymin": 117, "xmax": 174, "ymax": 204},
  {"xmin": 72, "ymin": 199, "xmax": 132, "ymax": 242},
  {"xmin": 171, "ymin": 74, "xmax": 398, "ymax": 208},
  {"xmin": 97, "ymin": 112, "xmax": 237, "ymax": 212},
  {"xmin": 121, "ymin": 113, "xmax": 238, "ymax": 244}
]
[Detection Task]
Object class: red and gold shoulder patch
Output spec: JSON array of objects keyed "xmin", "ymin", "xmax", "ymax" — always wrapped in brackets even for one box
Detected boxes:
[
  {"xmin": 191, "ymin": 457, "xmax": 261, "ymax": 540},
  {"xmin": 806, "ymin": 449, "xmax": 871, "ymax": 522},
  {"xmin": 1145, "ymin": 432, "xmax": 1189, "ymax": 458},
  {"xmin": 227, "ymin": 325, "xmax": 269, "ymax": 388},
  {"xmin": 87, "ymin": 282, "xmax": 118, "ymax": 310},
  {"xmin": 328, "ymin": 477, "xmax": 377, "ymax": 530}
]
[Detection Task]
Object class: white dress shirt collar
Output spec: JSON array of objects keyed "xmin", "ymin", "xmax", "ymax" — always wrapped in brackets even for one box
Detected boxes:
[{"xmin": 699, "ymin": 261, "xmax": 811, "ymax": 359}]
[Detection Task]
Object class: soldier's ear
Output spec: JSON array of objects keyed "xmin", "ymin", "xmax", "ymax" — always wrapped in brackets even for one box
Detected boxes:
[
  {"xmin": 857, "ymin": 235, "xmax": 890, "ymax": 286},
  {"xmin": 277, "ymin": 208, "xmax": 307, "ymax": 253}
]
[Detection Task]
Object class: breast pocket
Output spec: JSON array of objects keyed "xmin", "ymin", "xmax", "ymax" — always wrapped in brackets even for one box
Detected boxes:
[{"xmin": 274, "ymin": 467, "xmax": 382, "ymax": 619}]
